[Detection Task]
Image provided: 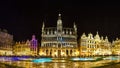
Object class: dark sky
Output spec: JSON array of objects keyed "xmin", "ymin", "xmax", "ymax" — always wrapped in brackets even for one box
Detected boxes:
[{"xmin": 0, "ymin": 0, "xmax": 120, "ymax": 42}]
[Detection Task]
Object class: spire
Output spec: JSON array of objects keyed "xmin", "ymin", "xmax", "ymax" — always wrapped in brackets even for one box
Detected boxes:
[
  {"xmin": 74, "ymin": 22, "xmax": 76, "ymax": 28},
  {"xmin": 57, "ymin": 13, "xmax": 62, "ymax": 31},
  {"xmin": 42, "ymin": 21, "xmax": 45, "ymax": 34},
  {"xmin": 73, "ymin": 22, "xmax": 77, "ymax": 32},
  {"xmin": 42, "ymin": 21, "xmax": 45, "ymax": 29},
  {"xmin": 96, "ymin": 31, "xmax": 98, "ymax": 35},
  {"xmin": 58, "ymin": 13, "xmax": 61, "ymax": 20}
]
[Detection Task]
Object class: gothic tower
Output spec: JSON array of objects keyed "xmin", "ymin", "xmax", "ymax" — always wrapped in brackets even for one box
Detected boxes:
[{"xmin": 57, "ymin": 14, "xmax": 63, "ymax": 48}]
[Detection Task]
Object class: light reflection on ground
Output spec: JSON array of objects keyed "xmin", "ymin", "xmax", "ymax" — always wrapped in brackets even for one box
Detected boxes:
[
  {"xmin": 0, "ymin": 56, "xmax": 120, "ymax": 68},
  {"xmin": 71, "ymin": 57, "xmax": 95, "ymax": 61}
]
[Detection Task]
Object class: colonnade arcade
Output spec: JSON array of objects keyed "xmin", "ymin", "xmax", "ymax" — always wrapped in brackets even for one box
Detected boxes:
[{"xmin": 39, "ymin": 48, "xmax": 79, "ymax": 57}]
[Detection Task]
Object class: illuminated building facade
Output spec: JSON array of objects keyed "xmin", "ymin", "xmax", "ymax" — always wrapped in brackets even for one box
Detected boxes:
[
  {"xmin": 13, "ymin": 40, "xmax": 31, "ymax": 56},
  {"xmin": 100, "ymin": 36, "xmax": 112, "ymax": 55},
  {"xmin": 30, "ymin": 35, "xmax": 38, "ymax": 55},
  {"xmin": 112, "ymin": 38, "xmax": 120, "ymax": 55},
  {"xmin": 0, "ymin": 29, "xmax": 13, "ymax": 55},
  {"xmin": 0, "ymin": 15, "xmax": 117, "ymax": 57},
  {"xmin": 39, "ymin": 14, "xmax": 79, "ymax": 57},
  {"xmin": 13, "ymin": 35, "xmax": 38, "ymax": 56},
  {"xmin": 80, "ymin": 32, "xmax": 112, "ymax": 56}
]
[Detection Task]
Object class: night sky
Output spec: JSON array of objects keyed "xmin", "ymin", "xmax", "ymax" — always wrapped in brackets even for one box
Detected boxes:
[{"xmin": 0, "ymin": 0, "xmax": 120, "ymax": 42}]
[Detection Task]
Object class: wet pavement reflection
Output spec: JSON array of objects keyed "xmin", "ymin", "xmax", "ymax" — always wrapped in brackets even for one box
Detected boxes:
[{"xmin": 0, "ymin": 56, "xmax": 120, "ymax": 68}]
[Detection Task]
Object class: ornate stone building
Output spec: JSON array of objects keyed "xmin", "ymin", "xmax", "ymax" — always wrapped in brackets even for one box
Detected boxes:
[
  {"xmin": 13, "ymin": 40, "xmax": 31, "ymax": 56},
  {"xmin": 112, "ymin": 38, "xmax": 120, "ymax": 55},
  {"xmin": 30, "ymin": 35, "xmax": 38, "ymax": 55},
  {"xmin": 39, "ymin": 14, "xmax": 79, "ymax": 57},
  {"xmin": 0, "ymin": 29, "xmax": 13, "ymax": 55},
  {"xmin": 13, "ymin": 35, "xmax": 38, "ymax": 56},
  {"xmin": 80, "ymin": 32, "xmax": 112, "ymax": 56}
]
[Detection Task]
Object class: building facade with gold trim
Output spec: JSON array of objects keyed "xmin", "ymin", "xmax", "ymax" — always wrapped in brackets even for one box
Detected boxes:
[
  {"xmin": 112, "ymin": 38, "xmax": 120, "ymax": 55},
  {"xmin": 13, "ymin": 40, "xmax": 31, "ymax": 56},
  {"xmin": 13, "ymin": 35, "xmax": 38, "ymax": 56},
  {"xmin": 80, "ymin": 32, "xmax": 112, "ymax": 56},
  {"xmin": 39, "ymin": 14, "xmax": 79, "ymax": 57}
]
